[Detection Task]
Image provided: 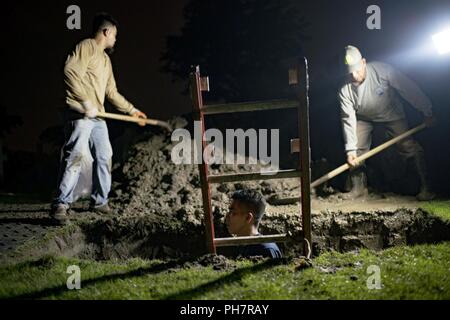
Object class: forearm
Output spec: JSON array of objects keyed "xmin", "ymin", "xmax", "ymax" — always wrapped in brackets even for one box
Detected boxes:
[
  {"xmin": 342, "ymin": 117, "xmax": 358, "ymax": 156},
  {"xmin": 339, "ymin": 91, "xmax": 358, "ymax": 156},
  {"xmin": 341, "ymin": 110, "xmax": 358, "ymax": 155},
  {"xmin": 107, "ymin": 91, "xmax": 138, "ymax": 115}
]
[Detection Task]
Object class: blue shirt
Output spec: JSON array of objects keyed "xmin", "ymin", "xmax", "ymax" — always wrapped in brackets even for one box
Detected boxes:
[{"xmin": 234, "ymin": 242, "xmax": 283, "ymax": 259}]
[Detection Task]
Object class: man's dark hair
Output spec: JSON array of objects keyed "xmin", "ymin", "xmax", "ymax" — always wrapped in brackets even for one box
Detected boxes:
[
  {"xmin": 232, "ymin": 189, "xmax": 266, "ymax": 227},
  {"xmin": 92, "ymin": 12, "xmax": 118, "ymax": 36}
]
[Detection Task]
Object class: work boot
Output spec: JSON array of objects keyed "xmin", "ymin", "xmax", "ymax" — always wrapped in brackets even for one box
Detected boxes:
[
  {"xmin": 340, "ymin": 170, "xmax": 368, "ymax": 200},
  {"xmin": 413, "ymin": 154, "xmax": 435, "ymax": 201},
  {"xmin": 50, "ymin": 204, "xmax": 69, "ymax": 225},
  {"xmin": 90, "ymin": 203, "xmax": 113, "ymax": 214}
]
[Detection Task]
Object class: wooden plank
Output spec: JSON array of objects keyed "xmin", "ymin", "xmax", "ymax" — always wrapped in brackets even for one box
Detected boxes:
[
  {"xmin": 201, "ymin": 99, "xmax": 298, "ymax": 115},
  {"xmin": 208, "ymin": 169, "xmax": 301, "ymax": 184},
  {"xmin": 214, "ymin": 234, "xmax": 288, "ymax": 247}
]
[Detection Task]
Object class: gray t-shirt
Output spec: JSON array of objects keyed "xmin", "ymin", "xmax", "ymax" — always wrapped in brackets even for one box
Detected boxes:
[{"xmin": 338, "ymin": 62, "xmax": 432, "ymax": 154}]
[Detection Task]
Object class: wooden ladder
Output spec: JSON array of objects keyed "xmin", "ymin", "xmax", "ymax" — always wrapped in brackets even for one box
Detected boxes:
[{"xmin": 189, "ymin": 58, "xmax": 312, "ymax": 256}]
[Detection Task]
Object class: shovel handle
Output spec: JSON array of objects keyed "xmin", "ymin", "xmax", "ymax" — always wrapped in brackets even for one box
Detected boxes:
[
  {"xmin": 267, "ymin": 123, "xmax": 428, "ymax": 205},
  {"xmin": 97, "ymin": 111, "xmax": 172, "ymax": 131},
  {"xmin": 311, "ymin": 123, "xmax": 427, "ymax": 188}
]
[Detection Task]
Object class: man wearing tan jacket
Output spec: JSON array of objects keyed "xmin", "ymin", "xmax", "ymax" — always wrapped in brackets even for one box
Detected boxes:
[{"xmin": 51, "ymin": 13, "xmax": 147, "ymax": 224}]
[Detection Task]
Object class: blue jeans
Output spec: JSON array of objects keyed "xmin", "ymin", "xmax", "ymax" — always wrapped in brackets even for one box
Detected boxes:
[{"xmin": 53, "ymin": 118, "xmax": 113, "ymax": 208}]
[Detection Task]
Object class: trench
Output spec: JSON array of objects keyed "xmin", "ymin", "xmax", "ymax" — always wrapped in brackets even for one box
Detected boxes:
[{"xmin": 20, "ymin": 207, "xmax": 450, "ymax": 262}]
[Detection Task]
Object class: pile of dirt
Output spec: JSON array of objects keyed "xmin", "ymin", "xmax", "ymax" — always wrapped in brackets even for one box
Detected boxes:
[
  {"xmin": 189, "ymin": 254, "xmax": 236, "ymax": 271},
  {"xmin": 106, "ymin": 116, "xmax": 302, "ymax": 251}
]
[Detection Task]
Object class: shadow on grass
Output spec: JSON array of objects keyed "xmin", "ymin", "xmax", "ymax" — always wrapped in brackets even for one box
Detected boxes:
[
  {"xmin": 162, "ymin": 259, "xmax": 285, "ymax": 300},
  {"xmin": 4, "ymin": 259, "xmax": 184, "ymax": 300},
  {"xmin": 4, "ymin": 257, "xmax": 286, "ymax": 300}
]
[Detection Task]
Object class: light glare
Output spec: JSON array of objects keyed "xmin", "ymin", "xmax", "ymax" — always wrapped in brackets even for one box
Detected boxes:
[{"xmin": 432, "ymin": 28, "xmax": 450, "ymax": 55}]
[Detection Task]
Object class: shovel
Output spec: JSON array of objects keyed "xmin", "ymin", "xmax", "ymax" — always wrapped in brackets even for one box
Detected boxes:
[
  {"xmin": 275, "ymin": 123, "xmax": 428, "ymax": 204},
  {"xmin": 97, "ymin": 111, "xmax": 173, "ymax": 131}
]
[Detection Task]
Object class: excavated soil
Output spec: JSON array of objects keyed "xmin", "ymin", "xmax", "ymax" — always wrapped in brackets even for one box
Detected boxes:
[{"xmin": 1, "ymin": 117, "xmax": 449, "ymax": 263}]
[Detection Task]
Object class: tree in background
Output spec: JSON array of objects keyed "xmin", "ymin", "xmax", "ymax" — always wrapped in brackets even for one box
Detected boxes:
[{"xmin": 161, "ymin": 0, "xmax": 309, "ymax": 102}]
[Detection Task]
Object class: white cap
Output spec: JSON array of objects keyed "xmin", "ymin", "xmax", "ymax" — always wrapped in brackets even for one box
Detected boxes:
[{"xmin": 344, "ymin": 45, "xmax": 364, "ymax": 74}]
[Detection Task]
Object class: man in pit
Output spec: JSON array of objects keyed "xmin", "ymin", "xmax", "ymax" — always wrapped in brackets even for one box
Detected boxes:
[{"xmin": 225, "ymin": 189, "xmax": 282, "ymax": 259}]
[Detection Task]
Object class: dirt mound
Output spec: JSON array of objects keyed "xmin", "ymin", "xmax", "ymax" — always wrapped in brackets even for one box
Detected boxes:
[
  {"xmin": 190, "ymin": 254, "xmax": 235, "ymax": 271},
  {"xmin": 107, "ymin": 116, "xmax": 301, "ymax": 246}
]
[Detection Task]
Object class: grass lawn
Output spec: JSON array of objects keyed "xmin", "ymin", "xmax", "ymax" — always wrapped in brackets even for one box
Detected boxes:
[
  {"xmin": 421, "ymin": 200, "xmax": 450, "ymax": 222},
  {"xmin": 0, "ymin": 242, "xmax": 449, "ymax": 300},
  {"xmin": 0, "ymin": 199, "xmax": 448, "ymax": 300}
]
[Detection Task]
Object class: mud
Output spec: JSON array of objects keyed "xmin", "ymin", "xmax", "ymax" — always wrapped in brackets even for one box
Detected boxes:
[{"xmin": 2, "ymin": 201, "xmax": 449, "ymax": 265}]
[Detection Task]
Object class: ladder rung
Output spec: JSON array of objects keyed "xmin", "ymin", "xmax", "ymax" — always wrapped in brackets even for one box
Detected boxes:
[
  {"xmin": 201, "ymin": 99, "xmax": 298, "ymax": 115},
  {"xmin": 214, "ymin": 234, "xmax": 288, "ymax": 247},
  {"xmin": 208, "ymin": 169, "xmax": 301, "ymax": 184}
]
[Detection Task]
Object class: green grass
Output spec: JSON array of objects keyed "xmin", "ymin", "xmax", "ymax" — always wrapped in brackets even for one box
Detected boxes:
[
  {"xmin": 421, "ymin": 200, "xmax": 450, "ymax": 222},
  {"xmin": 0, "ymin": 198, "xmax": 448, "ymax": 300},
  {"xmin": 0, "ymin": 242, "xmax": 449, "ymax": 300}
]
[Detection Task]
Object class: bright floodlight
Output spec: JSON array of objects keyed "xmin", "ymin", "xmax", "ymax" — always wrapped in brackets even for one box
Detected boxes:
[{"xmin": 432, "ymin": 28, "xmax": 450, "ymax": 55}]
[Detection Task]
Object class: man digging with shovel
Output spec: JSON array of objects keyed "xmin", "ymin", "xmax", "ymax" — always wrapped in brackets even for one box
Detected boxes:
[
  {"xmin": 51, "ymin": 13, "xmax": 148, "ymax": 224},
  {"xmin": 338, "ymin": 45, "xmax": 436, "ymax": 201}
]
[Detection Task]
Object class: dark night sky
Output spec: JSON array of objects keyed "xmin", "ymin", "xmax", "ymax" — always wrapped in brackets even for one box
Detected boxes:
[
  {"xmin": 1, "ymin": 0, "xmax": 189, "ymax": 151},
  {"xmin": 1, "ymin": 0, "xmax": 450, "ymax": 153}
]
